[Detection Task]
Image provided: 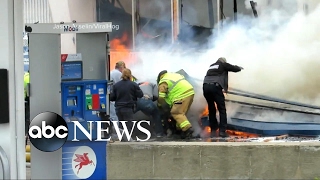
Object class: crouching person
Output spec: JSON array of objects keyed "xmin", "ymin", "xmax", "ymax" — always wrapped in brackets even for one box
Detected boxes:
[
  {"xmin": 157, "ymin": 70, "xmax": 196, "ymax": 139},
  {"xmin": 135, "ymin": 81, "xmax": 165, "ymax": 138},
  {"xmin": 110, "ymin": 68, "xmax": 143, "ymax": 141}
]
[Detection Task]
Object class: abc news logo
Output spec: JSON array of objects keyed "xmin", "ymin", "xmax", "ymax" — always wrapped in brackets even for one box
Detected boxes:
[{"xmin": 28, "ymin": 112, "xmax": 151, "ymax": 152}]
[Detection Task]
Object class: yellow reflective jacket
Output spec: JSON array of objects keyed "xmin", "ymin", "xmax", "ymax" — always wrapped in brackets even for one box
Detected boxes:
[
  {"xmin": 158, "ymin": 73, "xmax": 194, "ymax": 106},
  {"xmin": 24, "ymin": 72, "xmax": 30, "ymax": 98},
  {"xmin": 131, "ymin": 76, "xmax": 137, "ymax": 82}
]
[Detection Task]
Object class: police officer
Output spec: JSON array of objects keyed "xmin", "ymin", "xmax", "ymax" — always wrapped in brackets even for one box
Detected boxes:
[
  {"xmin": 203, "ymin": 57, "xmax": 243, "ymax": 137},
  {"xmin": 110, "ymin": 61, "xmax": 138, "ymax": 122},
  {"xmin": 110, "ymin": 68, "xmax": 143, "ymax": 141},
  {"xmin": 109, "ymin": 61, "xmax": 127, "ymax": 141},
  {"xmin": 110, "ymin": 61, "xmax": 126, "ymax": 123}
]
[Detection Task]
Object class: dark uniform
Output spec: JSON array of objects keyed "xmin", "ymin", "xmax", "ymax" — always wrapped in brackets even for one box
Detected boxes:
[
  {"xmin": 203, "ymin": 57, "xmax": 243, "ymax": 137},
  {"xmin": 110, "ymin": 78, "xmax": 143, "ymax": 141}
]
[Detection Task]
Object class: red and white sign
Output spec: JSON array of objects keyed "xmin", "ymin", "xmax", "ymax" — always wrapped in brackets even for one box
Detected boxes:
[
  {"xmin": 61, "ymin": 53, "xmax": 82, "ymax": 62},
  {"xmin": 72, "ymin": 146, "xmax": 97, "ymax": 179}
]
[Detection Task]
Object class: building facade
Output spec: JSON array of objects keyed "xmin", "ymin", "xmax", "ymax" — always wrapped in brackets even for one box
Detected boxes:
[{"xmin": 23, "ymin": 0, "xmax": 52, "ymax": 72}]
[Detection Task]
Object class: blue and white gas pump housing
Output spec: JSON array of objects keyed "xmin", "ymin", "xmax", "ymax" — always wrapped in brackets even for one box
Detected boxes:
[{"xmin": 25, "ymin": 22, "xmax": 113, "ymax": 180}]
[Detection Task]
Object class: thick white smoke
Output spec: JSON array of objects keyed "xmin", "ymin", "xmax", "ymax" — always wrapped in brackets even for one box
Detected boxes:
[
  {"xmin": 130, "ymin": 2, "xmax": 320, "ymax": 133},
  {"xmin": 132, "ymin": 2, "xmax": 320, "ymax": 102}
]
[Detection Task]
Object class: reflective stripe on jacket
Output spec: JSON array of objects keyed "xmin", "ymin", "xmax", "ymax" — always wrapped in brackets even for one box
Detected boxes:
[{"xmin": 158, "ymin": 73, "xmax": 194, "ymax": 106}]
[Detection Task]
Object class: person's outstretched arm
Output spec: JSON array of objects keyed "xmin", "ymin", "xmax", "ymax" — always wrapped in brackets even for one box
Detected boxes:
[
  {"xmin": 134, "ymin": 83, "xmax": 143, "ymax": 98},
  {"xmin": 224, "ymin": 63, "xmax": 243, "ymax": 72}
]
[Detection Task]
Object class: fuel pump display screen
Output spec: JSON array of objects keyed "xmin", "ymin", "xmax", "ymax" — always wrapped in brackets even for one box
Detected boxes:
[
  {"xmin": 61, "ymin": 61, "xmax": 83, "ymax": 81},
  {"xmin": 67, "ymin": 98, "xmax": 76, "ymax": 106}
]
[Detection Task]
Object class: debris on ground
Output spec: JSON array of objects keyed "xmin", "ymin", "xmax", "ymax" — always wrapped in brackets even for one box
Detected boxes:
[{"xmin": 149, "ymin": 134, "xmax": 320, "ymax": 142}]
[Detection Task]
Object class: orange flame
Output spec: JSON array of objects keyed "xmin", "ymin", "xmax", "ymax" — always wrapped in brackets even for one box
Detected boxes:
[
  {"xmin": 109, "ymin": 32, "xmax": 137, "ymax": 71},
  {"xmin": 204, "ymin": 126, "xmax": 211, "ymax": 133},
  {"xmin": 202, "ymin": 106, "xmax": 209, "ymax": 116},
  {"xmin": 203, "ymin": 127, "xmax": 259, "ymax": 138},
  {"xmin": 202, "ymin": 105, "xmax": 259, "ymax": 138},
  {"xmin": 226, "ymin": 130, "xmax": 259, "ymax": 138}
]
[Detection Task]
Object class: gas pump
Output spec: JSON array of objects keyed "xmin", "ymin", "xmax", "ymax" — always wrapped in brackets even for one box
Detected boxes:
[
  {"xmin": 25, "ymin": 22, "xmax": 112, "ymax": 179},
  {"xmin": 60, "ymin": 60, "xmax": 108, "ymax": 179}
]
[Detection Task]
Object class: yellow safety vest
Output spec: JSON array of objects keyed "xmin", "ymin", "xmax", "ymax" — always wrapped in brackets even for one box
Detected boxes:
[
  {"xmin": 24, "ymin": 72, "xmax": 30, "ymax": 98},
  {"xmin": 131, "ymin": 75, "xmax": 137, "ymax": 82},
  {"xmin": 158, "ymin": 73, "xmax": 194, "ymax": 106}
]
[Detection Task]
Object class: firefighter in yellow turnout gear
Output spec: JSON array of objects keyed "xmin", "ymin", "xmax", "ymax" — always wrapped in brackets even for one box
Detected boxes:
[{"xmin": 157, "ymin": 70, "xmax": 195, "ymax": 138}]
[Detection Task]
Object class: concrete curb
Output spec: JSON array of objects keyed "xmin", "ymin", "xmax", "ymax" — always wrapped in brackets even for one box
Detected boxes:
[{"xmin": 107, "ymin": 142, "xmax": 320, "ymax": 179}]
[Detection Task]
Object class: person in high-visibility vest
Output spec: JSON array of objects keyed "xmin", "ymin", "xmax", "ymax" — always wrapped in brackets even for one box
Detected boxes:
[
  {"xmin": 131, "ymin": 75, "xmax": 137, "ymax": 82},
  {"xmin": 156, "ymin": 70, "xmax": 195, "ymax": 139},
  {"xmin": 24, "ymin": 71, "xmax": 30, "ymax": 101},
  {"xmin": 24, "ymin": 71, "xmax": 30, "ymax": 141}
]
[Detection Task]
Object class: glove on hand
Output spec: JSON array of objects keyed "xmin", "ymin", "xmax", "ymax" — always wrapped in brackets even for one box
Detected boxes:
[{"xmin": 158, "ymin": 102, "xmax": 170, "ymax": 114}]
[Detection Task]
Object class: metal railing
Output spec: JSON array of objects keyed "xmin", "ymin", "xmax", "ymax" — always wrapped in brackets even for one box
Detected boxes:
[{"xmin": 0, "ymin": 146, "xmax": 10, "ymax": 179}]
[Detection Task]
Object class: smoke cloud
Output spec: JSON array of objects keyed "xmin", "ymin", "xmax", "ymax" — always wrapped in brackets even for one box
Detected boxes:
[{"xmin": 130, "ymin": 1, "xmax": 320, "ymax": 133}]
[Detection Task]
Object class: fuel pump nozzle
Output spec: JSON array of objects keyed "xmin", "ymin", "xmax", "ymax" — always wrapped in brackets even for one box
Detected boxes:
[
  {"xmin": 98, "ymin": 111, "xmax": 111, "ymax": 140},
  {"xmin": 107, "ymin": 80, "xmax": 114, "ymax": 95},
  {"xmin": 70, "ymin": 110, "xmax": 79, "ymax": 121}
]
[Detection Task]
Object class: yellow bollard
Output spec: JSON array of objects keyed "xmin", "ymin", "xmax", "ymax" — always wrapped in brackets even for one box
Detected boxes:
[
  {"xmin": 26, "ymin": 145, "xmax": 30, "ymax": 153},
  {"xmin": 26, "ymin": 152, "xmax": 31, "ymax": 162}
]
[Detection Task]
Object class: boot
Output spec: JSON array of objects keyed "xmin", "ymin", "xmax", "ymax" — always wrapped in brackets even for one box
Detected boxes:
[
  {"xmin": 219, "ymin": 131, "xmax": 229, "ymax": 138},
  {"xmin": 210, "ymin": 131, "xmax": 219, "ymax": 138},
  {"xmin": 181, "ymin": 128, "xmax": 194, "ymax": 139},
  {"xmin": 156, "ymin": 133, "xmax": 165, "ymax": 138},
  {"xmin": 166, "ymin": 128, "xmax": 173, "ymax": 138}
]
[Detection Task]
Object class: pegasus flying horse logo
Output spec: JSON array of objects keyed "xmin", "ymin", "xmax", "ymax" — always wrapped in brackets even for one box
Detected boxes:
[{"xmin": 74, "ymin": 153, "xmax": 95, "ymax": 174}]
